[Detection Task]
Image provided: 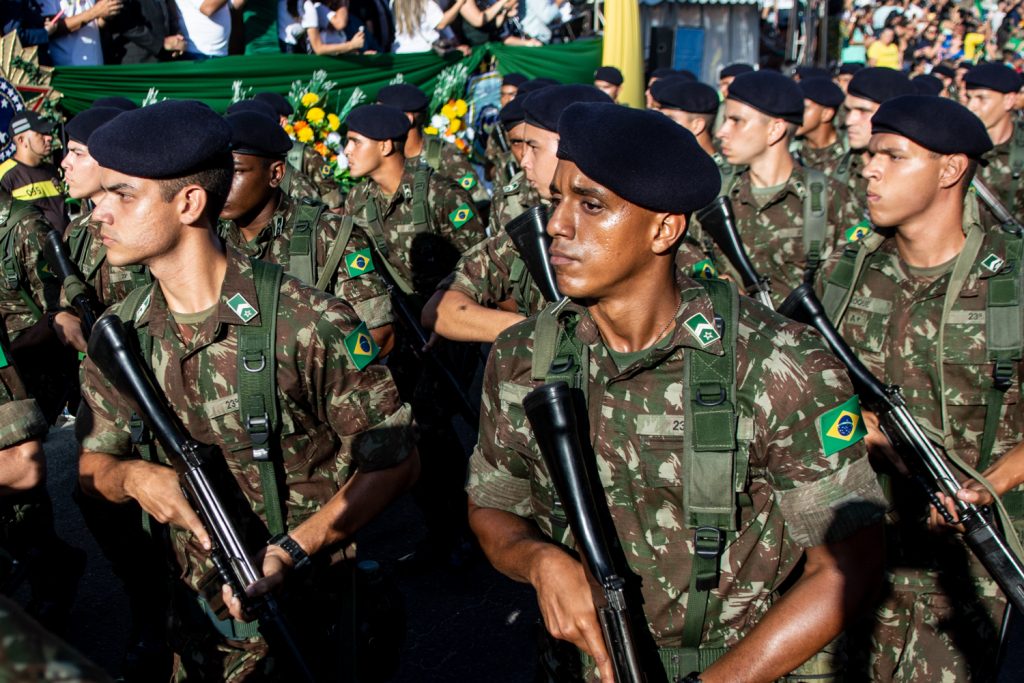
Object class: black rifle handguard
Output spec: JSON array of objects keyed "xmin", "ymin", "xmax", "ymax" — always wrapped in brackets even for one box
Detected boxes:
[
  {"xmin": 695, "ymin": 197, "xmax": 774, "ymax": 309},
  {"xmin": 44, "ymin": 229, "xmax": 100, "ymax": 337},
  {"xmin": 505, "ymin": 205, "xmax": 562, "ymax": 304}
]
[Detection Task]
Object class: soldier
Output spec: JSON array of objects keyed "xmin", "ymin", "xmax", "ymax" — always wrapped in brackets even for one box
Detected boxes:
[
  {"xmin": 487, "ymin": 94, "xmax": 543, "ymax": 233},
  {"xmin": 376, "ymin": 83, "xmax": 489, "ymax": 210},
  {"xmin": 500, "ymin": 73, "xmax": 527, "ymax": 107},
  {"xmin": 932, "ymin": 63, "xmax": 958, "ymax": 99},
  {"xmin": 838, "ymin": 67, "xmax": 915, "ymax": 198},
  {"xmin": 467, "ymin": 101, "xmax": 885, "ymax": 683},
  {"xmin": 76, "ymin": 100, "xmax": 419, "ymax": 679},
  {"xmin": 593, "ymin": 65, "xmax": 623, "ymax": 103},
  {"xmin": 793, "ymin": 78, "xmax": 848, "ymax": 178},
  {"xmin": 484, "ymin": 73, "xmax": 529, "ymax": 184},
  {"xmin": 911, "ymin": 73, "xmax": 944, "ymax": 96},
  {"xmin": 794, "ymin": 65, "xmax": 831, "ymax": 82},
  {"xmin": 0, "ymin": 111, "xmax": 66, "ymax": 232},
  {"xmin": 963, "ymin": 63, "xmax": 1024, "ymax": 230},
  {"xmin": 717, "ymin": 62, "xmax": 754, "ymax": 99},
  {"xmin": 644, "ymin": 66, "xmax": 680, "ymax": 109},
  {"xmin": 92, "ymin": 96, "xmax": 138, "ymax": 111},
  {"xmin": 219, "ymin": 110, "xmax": 394, "ymax": 353},
  {"xmin": 649, "ymin": 79, "xmax": 722, "ymax": 161},
  {"xmin": 834, "ymin": 61, "xmax": 864, "ymax": 94},
  {"xmin": 815, "ymin": 94, "xmax": 1023, "ymax": 683},
  {"xmin": 710, "ymin": 70, "xmax": 864, "ymax": 302}
]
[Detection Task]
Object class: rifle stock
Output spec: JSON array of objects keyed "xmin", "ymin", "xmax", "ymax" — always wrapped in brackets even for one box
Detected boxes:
[
  {"xmin": 523, "ymin": 382, "xmax": 646, "ymax": 683},
  {"xmin": 695, "ymin": 197, "xmax": 774, "ymax": 309},
  {"xmin": 87, "ymin": 315, "xmax": 317, "ymax": 682},
  {"xmin": 779, "ymin": 284, "xmax": 1024, "ymax": 614},
  {"xmin": 44, "ymin": 229, "xmax": 100, "ymax": 337},
  {"xmin": 505, "ymin": 205, "xmax": 562, "ymax": 304}
]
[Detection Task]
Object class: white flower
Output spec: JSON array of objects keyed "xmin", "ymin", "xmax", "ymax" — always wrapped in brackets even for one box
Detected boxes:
[
  {"xmin": 431, "ymin": 114, "xmax": 449, "ymax": 130},
  {"xmin": 335, "ymin": 153, "xmax": 348, "ymax": 171},
  {"xmin": 326, "ymin": 131, "xmax": 342, "ymax": 148}
]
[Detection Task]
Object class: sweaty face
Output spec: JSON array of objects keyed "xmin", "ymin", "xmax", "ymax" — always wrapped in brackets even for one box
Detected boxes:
[
  {"xmin": 520, "ymin": 124, "xmax": 560, "ymax": 199},
  {"xmin": 965, "ymin": 88, "xmax": 1014, "ymax": 129},
  {"xmin": 862, "ymin": 133, "xmax": 945, "ymax": 228},
  {"xmin": 547, "ymin": 160, "xmax": 660, "ymax": 300},
  {"xmin": 500, "ymin": 86, "xmax": 518, "ymax": 107},
  {"xmin": 797, "ymin": 99, "xmax": 825, "ymax": 137},
  {"xmin": 344, "ymin": 131, "xmax": 385, "ymax": 179},
  {"xmin": 92, "ymin": 170, "xmax": 186, "ymax": 268},
  {"xmin": 844, "ymin": 94, "xmax": 879, "ymax": 150},
  {"xmin": 221, "ymin": 153, "xmax": 280, "ymax": 221},
  {"xmin": 716, "ymin": 99, "xmax": 773, "ymax": 166},
  {"xmin": 60, "ymin": 140, "xmax": 102, "ymax": 200},
  {"xmin": 507, "ymin": 121, "xmax": 528, "ymax": 165}
]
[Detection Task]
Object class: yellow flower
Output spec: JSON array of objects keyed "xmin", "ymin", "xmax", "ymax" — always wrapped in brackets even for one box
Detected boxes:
[
  {"xmin": 423, "ymin": 125, "xmax": 439, "ymax": 135},
  {"xmin": 328, "ymin": 113, "xmax": 341, "ymax": 131},
  {"xmin": 297, "ymin": 126, "xmax": 314, "ymax": 143},
  {"xmin": 441, "ymin": 102, "xmax": 458, "ymax": 120},
  {"xmin": 307, "ymin": 107, "xmax": 325, "ymax": 124},
  {"xmin": 284, "ymin": 123, "xmax": 295, "ymax": 135},
  {"xmin": 453, "ymin": 99, "xmax": 468, "ymax": 117},
  {"xmin": 301, "ymin": 92, "xmax": 320, "ymax": 107},
  {"xmin": 447, "ymin": 119, "xmax": 461, "ymax": 133}
]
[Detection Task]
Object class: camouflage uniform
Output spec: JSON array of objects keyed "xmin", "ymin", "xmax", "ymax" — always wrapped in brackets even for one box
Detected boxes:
[
  {"xmin": 821, "ymin": 219, "xmax": 1024, "ymax": 682},
  {"xmin": 794, "ymin": 139, "xmax": 848, "ymax": 178},
  {"xmin": 280, "ymin": 165, "xmax": 327, "ymax": 208},
  {"xmin": 77, "ymin": 246, "xmax": 415, "ymax": 679},
  {"xmin": 64, "ymin": 212, "xmax": 151, "ymax": 308},
  {"xmin": 285, "ymin": 141, "xmax": 343, "ymax": 209},
  {"xmin": 489, "ymin": 170, "xmax": 541, "ymax": 235},
  {"xmin": 485, "ymin": 127, "xmax": 517, "ymax": 189},
  {"xmin": 0, "ymin": 192, "xmax": 56, "ymax": 341},
  {"xmin": 467, "ymin": 271, "xmax": 886, "ymax": 681},
  {"xmin": 833, "ymin": 149, "xmax": 868, "ymax": 200},
  {"xmin": 219, "ymin": 193, "xmax": 392, "ymax": 329},
  {"xmin": 975, "ymin": 131, "xmax": 1024, "ymax": 231},
  {"xmin": 415, "ymin": 134, "xmax": 489, "ymax": 207}
]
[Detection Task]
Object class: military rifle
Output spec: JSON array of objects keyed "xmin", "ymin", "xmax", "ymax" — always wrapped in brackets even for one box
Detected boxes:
[
  {"xmin": 779, "ymin": 284, "xmax": 1024, "ymax": 615},
  {"xmin": 43, "ymin": 229, "xmax": 101, "ymax": 338},
  {"xmin": 524, "ymin": 382, "xmax": 646, "ymax": 683},
  {"xmin": 87, "ymin": 315, "xmax": 318, "ymax": 682},
  {"xmin": 493, "ymin": 124, "xmax": 520, "ymax": 182},
  {"xmin": 973, "ymin": 178, "xmax": 1024, "ymax": 236},
  {"xmin": 504, "ymin": 205, "xmax": 563, "ymax": 304},
  {"xmin": 694, "ymin": 197, "xmax": 774, "ymax": 309}
]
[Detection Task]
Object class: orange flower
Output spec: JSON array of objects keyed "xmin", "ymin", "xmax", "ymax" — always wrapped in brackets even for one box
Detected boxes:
[{"xmin": 294, "ymin": 120, "xmax": 308, "ymax": 130}]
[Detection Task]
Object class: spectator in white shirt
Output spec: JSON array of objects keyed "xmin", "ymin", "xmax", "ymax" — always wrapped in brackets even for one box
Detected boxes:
[
  {"xmin": 174, "ymin": 0, "xmax": 244, "ymax": 58},
  {"xmin": 391, "ymin": 0, "xmax": 467, "ymax": 53},
  {"xmin": 302, "ymin": 0, "xmax": 367, "ymax": 54},
  {"xmin": 44, "ymin": 0, "xmax": 122, "ymax": 65}
]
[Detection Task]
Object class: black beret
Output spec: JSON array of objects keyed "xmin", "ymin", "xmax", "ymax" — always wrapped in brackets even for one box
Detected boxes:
[
  {"xmin": 225, "ymin": 111, "xmax": 292, "ymax": 157},
  {"xmin": 377, "ymin": 84, "xmax": 429, "ymax": 113},
  {"xmin": 521, "ymin": 84, "xmax": 613, "ymax": 132},
  {"xmin": 533, "ymin": 77, "xmax": 561, "ymax": 87},
  {"xmin": 965, "ymin": 63, "xmax": 1024, "ymax": 93},
  {"xmin": 594, "ymin": 66, "xmax": 624, "ymax": 86},
  {"xmin": 912, "ymin": 74, "xmax": 943, "ymax": 96},
  {"xmin": 838, "ymin": 62, "xmax": 865, "ymax": 76},
  {"xmin": 727, "ymin": 70, "xmax": 804, "ymax": 124},
  {"xmin": 556, "ymin": 102, "xmax": 720, "ymax": 215},
  {"xmin": 847, "ymin": 67, "xmax": 915, "ymax": 104},
  {"xmin": 92, "ymin": 96, "xmax": 137, "ymax": 111},
  {"xmin": 657, "ymin": 71, "xmax": 697, "ymax": 85},
  {"xmin": 89, "ymin": 100, "xmax": 232, "ymax": 179},
  {"xmin": 517, "ymin": 79, "xmax": 555, "ymax": 96},
  {"xmin": 226, "ymin": 99, "xmax": 278, "ymax": 119},
  {"xmin": 66, "ymin": 107, "xmax": 123, "ymax": 145},
  {"xmin": 502, "ymin": 73, "xmax": 528, "ymax": 87},
  {"xmin": 650, "ymin": 67, "xmax": 677, "ymax": 80},
  {"xmin": 651, "ymin": 80, "xmax": 719, "ymax": 114},
  {"xmin": 932, "ymin": 63, "xmax": 956, "ymax": 79},
  {"xmin": 500, "ymin": 97, "xmax": 526, "ymax": 129},
  {"xmin": 799, "ymin": 77, "xmax": 845, "ymax": 109},
  {"xmin": 795, "ymin": 65, "xmax": 831, "ymax": 81},
  {"xmin": 872, "ymin": 95, "xmax": 992, "ymax": 161},
  {"xmin": 346, "ymin": 104, "xmax": 410, "ymax": 141},
  {"xmin": 720, "ymin": 63, "xmax": 754, "ymax": 78},
  {"xmin": 677, "ymin": 69, "xmax": 698, "ymax": 81},
  {"xmin": 254, "ymin": 91, "xmax": 293, "ymax": 117}
]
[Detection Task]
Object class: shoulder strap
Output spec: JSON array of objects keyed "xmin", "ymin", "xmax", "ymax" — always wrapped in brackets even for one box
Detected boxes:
[
  {"xmin": 285, "ymin": 200, "xmax": 326, "ymax": 286},
  {"xmin": 286, "ymin": 142, "xmax": 304, "ymax": 173},
  {"xmin": 533, "ymin": 299, "xmax": 588, "ymax": 404},
  {"xmin": 424, "ymin": 136, "xmax": 443, "ymax": 172},
  {"xmin": 362, "ymin": 198, "xmax": 417, "ymax": 295},
  {"xmin": 802, "ymin": 167, "xmax": 828, "ymax": 277},
  {"xmin": 315, "ymin": 214, "xmax": 355, "ymax": 292},
  {"xmin": 820, "ymin": 230, "xmax": 885, "ymax": 324},
  {"xmin": 833, "ymin": 149, "xmax": 854, "ymax": 185},
  {"xmin": 412, "ymin": 160, "xmax": 432, "ymax": 234},
  {"xmin": 236, "ymin": 258, "xmax": 286, "ymax": 536}
]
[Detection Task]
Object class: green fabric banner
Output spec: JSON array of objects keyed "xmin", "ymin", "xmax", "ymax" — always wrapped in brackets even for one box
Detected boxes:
[{"xmin": 51, "ymin": 38, "xmax": 603, "ymax": 114}]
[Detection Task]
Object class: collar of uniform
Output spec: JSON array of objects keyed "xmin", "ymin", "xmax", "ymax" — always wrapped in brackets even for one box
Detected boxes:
[
  {"xmin": 731, "ymin": 166, "xmax": 803, "ymax": 206},
  {"xmin": 987, "ymin": 137, "xmax": 1011, "ymax": 159},
  {"xmin": 218, "ymin": 193, "xmax": 289, "ymax": 253},
  {"xmin": 369, "ymin": 165, "xmax": 416, "ymax": 212}
]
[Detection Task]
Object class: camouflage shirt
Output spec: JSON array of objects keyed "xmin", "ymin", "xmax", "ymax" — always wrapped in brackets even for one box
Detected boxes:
[
  {"xmin": 0, "ymin": 192, "xmax": 57, "ymax": 340},
  {"xmin": 65, "ymin": 213, "xmax": 151, "ymax": 308},
  {"xmin": 834, "ymin": 149, "xmax": 868, "ymax": 200},
  {"xmin": 0, "ymin": 340, "xmax": 46, "ymax": 450},
  {"xmin": 296, "ymin": 142, "xmax": 344, "ymax": 209},
  {"xmin": 77, "ymin": 246, "xmax": 415, "ymax": 594},
  {"xmin": 467, "ymin": 272, "xmax": 885, "ymax": 653},
  {"xmin": 975, "ymin": 132, "xmax": 1024, "ymax": 231},
  {"xmin": 219, "ymin": 194, "xmax": 392, "ymax": 329},
  {"xmin": 489, "ymin": 170, "xmax": 541, "ymax": 235},
  {"xmin": 485, "ymin": 127, "xmax": 517, "ymax": 189},
  {"xmin": 415, "ymin": 135, "xmax": 489, "ymax": 206},
  {"xmin": 794, "ymin": 138, "xmax": 848, "ymax": 179},
  {"xmin": 344, "ymin": 163, "xmax": 487, "ymax": 296}
]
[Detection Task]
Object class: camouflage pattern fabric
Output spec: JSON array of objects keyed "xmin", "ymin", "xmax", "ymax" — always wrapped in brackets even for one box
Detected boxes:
[
  {"xmin": 219, "ymin": 193, "xmax": 393, "ymax": 329},
  {"xmin": 301, "ymin": 144, "xmax": 344, "ymax": 209},
  {"xmin": 280, "ymin": 165, "xmax": 325, "ymax": 207},
  {"xmin": 65, "ymin": 212, "xmax": 150, "ymax": 308},
  {"xmin": 489, "ymin": 170, "xmax": 540, "ymax": 235},
  {"xmin": 416, "ymin": 135, "xmax": 489, "ymax": 206},
  {"xmin": 975, "ymin": 134, "xmax": 1024, "ymax": 232},
  {"xmin": 485, "ymin": 128, "xmax": 517, "ymax": 189},
  {"xmin": 344, "ymin": 163, "xmax": 487, "ymax": 296},
  {"xmin": 835, "ymin": 150, "xmax": 868, "ymax": 200},
  {"xmin": 467, "ymin": 271, "xmax": 886, "ymax": 678},
  {"xmin": 0, "ymin": 339, "xmax": 46, "ymax": 450},
  {"xmin": 794, "ymin": 139, "xmax": 848, "ymax": 179},
  {"xmin": 0, "ymin": 192, "xmax": 56, "ymax": 340}
]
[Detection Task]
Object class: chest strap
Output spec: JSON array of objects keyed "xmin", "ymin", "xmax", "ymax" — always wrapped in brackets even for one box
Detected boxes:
[
  {"xmin": 802, "ymin": 167, "xmax": 828, "ymax": 279},
  {"xmin": 315, "ymin": 215, "xmax": 355, "ymax": 292},
  {"xmin": 285, "ymin": 199, "xmax": 326, "ymax": 287}
]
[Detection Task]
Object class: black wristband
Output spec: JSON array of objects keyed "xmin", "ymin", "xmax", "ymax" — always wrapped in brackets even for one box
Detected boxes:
[{"xmin": 268, "ymin": 533, "xmax": 311, "ymax": 571}]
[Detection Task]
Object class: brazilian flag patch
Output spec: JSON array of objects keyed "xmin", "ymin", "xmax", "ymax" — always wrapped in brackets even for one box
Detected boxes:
[
  {"xmin": 320, "ymin": 164, "xmax": 333, "ymax": 178},
  {"xmin": 691, "ymin": 259, "xmax": 718, "ymax": 280},
  {"xmin": 343, "ymin": 321, "xmax": 380, "ymax": 371},
  {"xmin": 458, "ymin": 172, "xmax": 477, "ymax": 190},
  {"xmin": 449, "ymin": 203, "xmax": 474, "ymax": 230},
  {"xmin": 845, "ymin": 220, "xmax": 871, "ymax": 243},
  {"xmin": 818, "ymin": 395, "xmax": 867, "ymax": 456},
  {"xmin": 345, "ymin": 248, "xmax": 375, "ymax": 277}
]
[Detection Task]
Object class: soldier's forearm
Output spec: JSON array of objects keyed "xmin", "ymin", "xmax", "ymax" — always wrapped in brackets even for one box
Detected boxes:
[
  {"xmin": 78, "ymin": 448, "xmax": 142, "ymax": 504},
  {"xmin": 468, "ymin": 501, "xmax": 558, "ymax": 586},
  {"xmin": 433, "ymin": 290, "xmax": 524, "ymax": 343}
]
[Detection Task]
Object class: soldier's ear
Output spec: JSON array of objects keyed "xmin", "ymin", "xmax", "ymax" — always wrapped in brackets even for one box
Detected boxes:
[
  {"xmin": 268, "ymin": 160, "xmax": 286, "ymax": 188},
  {"xmin": 938, "ymin": 153, "xmax": 969, "ymax": 190},
  {"xmin": 1003, "ymin": 91, "xmax": 1017, "ymax": 114},
  {"xmin": 652, "ymin": 213, "xmax": 687, "ymax": 255}
]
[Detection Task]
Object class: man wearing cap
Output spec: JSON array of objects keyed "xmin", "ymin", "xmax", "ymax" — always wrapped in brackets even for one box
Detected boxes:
[
  {"xmin": 0, "ymin": 111, "xmax": 66, "ymax": 232},
  {"xmin": 376, "ymin": 83, "xmax": 489, "ymax": 209},
  {"xmin": 794, "ymin": 78, "xmax": 848, "ymax": 178},
  {"xmin": 835, "ymin": 62, "xmax": 864, "ymax": 94},
  {"xmin": 76, "ymin": 99, "xmax": 418, "ymax": 679},
  {"xmin": 218, "ymin": 110, "xmax": 394, "ymax": 353},
  {"xmin": 964, "ymin": 62, "xmax": 1024, "ymax": 230},
  {"xmin": 816, "ymin": 94, "xmax": 1024, "ymax": 683},
  {"xmin": 467, "ymin": 101, "xmax": 885, "ymax": 683},
  {"xmin": 593, "ymin": 66, "xmax": 623, "ymax": 103},
  {"xmin": 500, "ymin": 73, "xmax": 527, "ymax": 106},
  {"xmin": 649, "ymin": 79, "xmax": 724, "ymax": 162},
  {"xmin": 483, "ymin": 73, "xmax": 530, "ymax": 183},
  {"xmin": 709, "ymin": 70, "xmax": 863, "ymax": 303}
]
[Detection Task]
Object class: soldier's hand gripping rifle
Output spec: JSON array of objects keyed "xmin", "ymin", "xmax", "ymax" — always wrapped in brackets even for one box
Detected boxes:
[
  {"xmin": 973, "ymin": 178, "xmax": 1024, "ymax": 236},
  {"xmin": 505, "ymin": 205, "xmax": 563, "ymax": 304},
  {"xmin": 43, "ymin": 229, "xmax": 101, "ymax": 338},
  {"xmin": 87, "ymin": 315, "xmax": 317, "ymax": 683},
  {"xmin": 695, "ymin": 197, "xmax": 774, "ymax": 310},
  {"xmin": 779, "ymin": 284, "xmax": 1024, "ymax": 614},
  {"xmin": 524, "ymin": 382, "xmax": 646, "ymax": 683}
]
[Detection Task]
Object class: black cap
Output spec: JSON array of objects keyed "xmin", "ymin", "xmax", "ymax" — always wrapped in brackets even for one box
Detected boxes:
[
  {"xmin": 964, "ymin": 62, "xmax": 1024, "ymax": 93},
  {"xmin": 92, "ymin": 96, "xmax": 138, "ymax": 111},
  {"xmin": 516, "ymin": 79, "xmax": 555, "ymax": 97},
  {"xmin": 838, "ymin": 62, "xmax": 865, "ymax": 76},
  {"xmin": 911, "ymin": 74, "xmax": 943, "ymax": 96},
  {"xmin": 727, "ymin": 70, "xmax": 804, "ymax": 124},
  {"xmin": 226, "ymin": 99, "xmax": 278, "ymax": 119},
  {"xmin": 502, "ymin": 73, "xmax": 528, "ymax": 88},
  {"xmin": 254, "ymin": 91, "xmax": 293, "ymax": 117},
  {"xmin": 66, "ymin": 107, "xmax": 123, "ymax": 145},
  {"xmin": 521, "ymin": 84, "xmax": 613, "ymax": 132},
  {"xmin": 932, "ymin": 63, "xmax": 956, "ymax": 79},
  {"xmin": 226, "ymin": 111, "xmax": 292, "ymax": 158},
  {"xmin": 594, "ymin": 66, "xmax": 624, "ymax": 86},
  {"xmin": 847, "ymin": 67, "xmax": 915, "ymax": 104},
  {"xmin": 377, "ymin": 84, "xmax": 429, "ymax": 113},
  {"xmin": 651, "ymin": 80, "xmax": 719, "ymax": 114},
  {"xmin": 720, "ymin": 63, "xmax": 755, "ymax": 78},
  {"xmin": 500, "ymin": 97, "xmax": 526, "ymax": 129},
  {"xmin": 795, "ymin": 65, "xmax": 831, "ymax": 81},
  {"xmin": 872, "ymin": 95, "xmax": 992, "ymax": 161},
  {"xmin": 799, "ymin": 78, "xmax": 845, "ymax": 109},
  {"xmin": 650, "ymin": 67, "xmax": 677, "ymax": 80},
  {"xmin": 89, "ymin": 100, "xmax": 232, "ymax": 179},
  {"xmin": 346, "ymin": 104, "xmax": 411, "ymax": 141},
  {"xmin": 9, "ymin": 111, "xmax": 55, "ymax": 137},
  {"xmin": 556, "ymin": 103, "xmax": 720, "ymax": 215}
]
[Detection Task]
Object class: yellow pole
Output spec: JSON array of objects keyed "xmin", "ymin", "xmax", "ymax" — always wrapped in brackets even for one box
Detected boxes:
[{"xmin": 600, "ymin": 0, "xmax": 645, "ymax": 108}]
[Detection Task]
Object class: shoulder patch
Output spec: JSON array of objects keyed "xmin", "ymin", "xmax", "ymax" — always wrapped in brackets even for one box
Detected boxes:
[
  {"xmin": 449, "ymin": 203, "xmax": 475, "ymax": 230},
  {"xmin": 683, "ymin": 313, "xmax": 720, "ymax": 347},
  {"xmin": 981, "ymin": 253, "xmax": 1005, "ymax": 273},
  {"xmin": 502, "ymin": 179, "xmax": 521, "ymax": 194},
  {"xmin": 691, "ymin": 259, "xmax": 718, "ymax": 280},
  {"xmin": 818, "ymin": 395, "xmax": 867, "ymax": 456},
  {"xmin": 845, "ymin": 220, "xmax": 872, "ymax": 243},
  {"xmin": 458, "ymin": 172, "xmax": 478, "ymax": 190},
  {"xmin": 345, "ymin": 248, "xmax": 375, "ymax": 277},
  {"xmin": 226, "ymin": 293, "xmax": 258, "ymax": 323},
  {"xmin": 343, "ymin": 321, "xmax": 380, "ymax": 370},
  {"xmin": 135, "ymin": 292, "xmax": 152, "ymax": 321}
]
